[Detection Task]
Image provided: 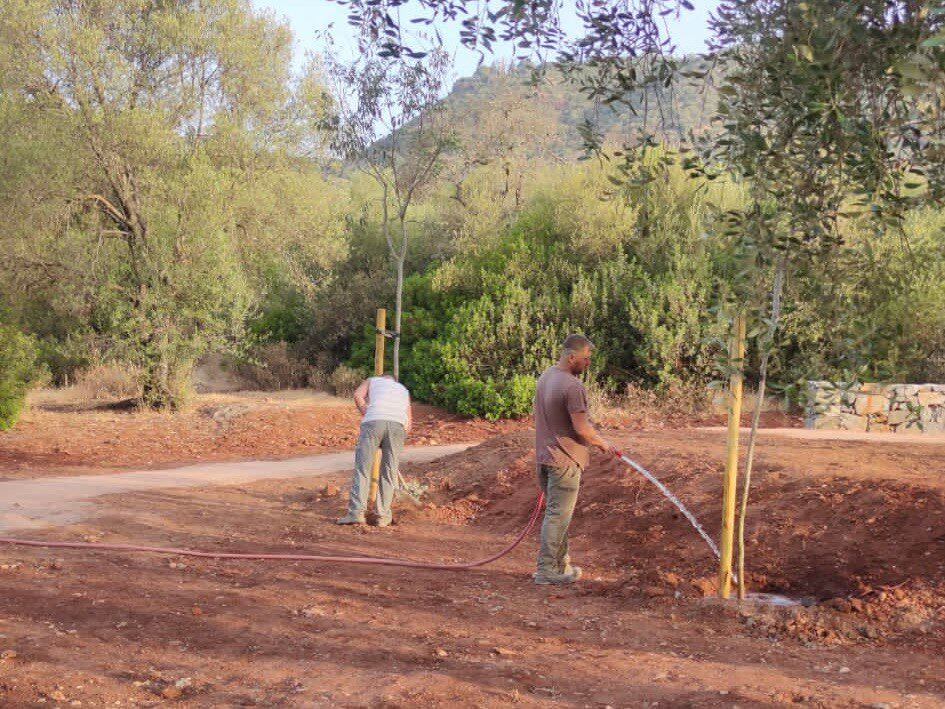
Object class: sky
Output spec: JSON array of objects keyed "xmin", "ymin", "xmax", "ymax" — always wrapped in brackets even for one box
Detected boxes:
[{"xmin": 253, "ymin": 0, "xmax": 722, "ymax": 80}]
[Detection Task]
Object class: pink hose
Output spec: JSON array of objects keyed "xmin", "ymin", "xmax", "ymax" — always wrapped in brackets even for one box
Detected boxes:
[{"xmin": 0, "ymin": 493, "xmax": 545, "ymax": 571}]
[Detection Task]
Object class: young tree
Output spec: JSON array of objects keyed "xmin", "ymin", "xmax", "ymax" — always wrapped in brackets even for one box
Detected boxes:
[{"xmin": 327, "ymin": 43, "xmax": 454, "ymax": 380}]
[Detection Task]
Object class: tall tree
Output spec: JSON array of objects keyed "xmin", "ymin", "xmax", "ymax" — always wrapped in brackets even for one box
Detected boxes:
[{"xmin": 0, "ymin": 0, "xmax": 341, "ymax": 406}]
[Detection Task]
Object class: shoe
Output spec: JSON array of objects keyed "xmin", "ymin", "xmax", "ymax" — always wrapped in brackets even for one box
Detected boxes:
[
  {"xmin": 373, "ymin": 517, "xmax": 392, "ymax": 528},
  {"xmin": 336, "ymin": 512, "xmax": 366, "ymax": 525},
  {"xmin": 534, "ymin": 566, "xmax": 583, "ymax": 585}
]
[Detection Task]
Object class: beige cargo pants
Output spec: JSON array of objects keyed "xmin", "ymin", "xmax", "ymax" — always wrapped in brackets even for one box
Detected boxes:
[{"xmin": 536, "ymin": 462, "xmax": 582, "ymax": 575}]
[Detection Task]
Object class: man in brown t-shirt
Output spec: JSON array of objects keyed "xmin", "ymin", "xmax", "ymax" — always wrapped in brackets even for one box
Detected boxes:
[{"xmin": 533, "ymin": 334, "xmax": 622, "ymax": 584}]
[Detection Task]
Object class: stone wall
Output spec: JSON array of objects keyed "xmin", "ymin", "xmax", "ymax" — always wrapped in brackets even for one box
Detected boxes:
[{"xmin": 805, "ymin": 381, "xmax": 945, "ymax": 433}]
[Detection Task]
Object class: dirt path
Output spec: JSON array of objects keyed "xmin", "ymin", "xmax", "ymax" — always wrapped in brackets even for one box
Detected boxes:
[
  {"xmin": 0, "ymin": 444, "xmax": 472, "ymax": 532},
  {"xmin": 698, "ymin": 425, "xmax": 945, "ymax": 444},
  {"xmin": 0, "ymin": 427, "xmax": 943, "ymax": 706},
  {"xmin": 0, "ymin": 390, "xmax": 527, "ymax": 479}
]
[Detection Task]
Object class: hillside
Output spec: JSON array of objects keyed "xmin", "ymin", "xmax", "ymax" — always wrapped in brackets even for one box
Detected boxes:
[{"xmin": 443, "ymin": 58, "xmax": 718, "ymax": 158}]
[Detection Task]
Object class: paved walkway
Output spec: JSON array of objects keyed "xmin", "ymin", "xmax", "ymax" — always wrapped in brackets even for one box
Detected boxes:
[{"xmin": 0, "ymin": 444, "xmax": 472, "ymax": 533}]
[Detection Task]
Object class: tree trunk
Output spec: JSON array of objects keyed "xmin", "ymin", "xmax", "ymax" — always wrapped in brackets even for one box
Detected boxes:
[
  {"xmin": 393, "ymin": 251, "xmax": 405, "ymax": 381},
  {"xmin": 736, "ymin": 259, "xmax": 786, "ymax": 600}
]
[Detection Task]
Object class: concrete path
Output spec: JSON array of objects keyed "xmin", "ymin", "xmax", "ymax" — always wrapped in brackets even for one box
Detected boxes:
[{"xmin": 0, "ymin": 444, "xmax": 472, "ymax": 533}]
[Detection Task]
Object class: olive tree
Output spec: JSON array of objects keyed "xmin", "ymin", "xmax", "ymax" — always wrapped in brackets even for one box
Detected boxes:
[{"xmin": 326, "ymin": 41, "xmax": 454, "ymax": 380}]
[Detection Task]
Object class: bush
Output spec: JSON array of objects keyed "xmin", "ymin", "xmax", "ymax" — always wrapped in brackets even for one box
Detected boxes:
[
  {"xmin": 237, "ymin": 342, "xmax": 321, "ymax": 390},
  {"xmin": 0, "ymin": 324, "xmax": 39, "ymax": 430},
  {"xmin": 74, "ymin": 362, "xmax": 142, "ymax": 401},
  {"xmin": 330, "ymin": 364, "xmax": 365, "ymax": 397}
]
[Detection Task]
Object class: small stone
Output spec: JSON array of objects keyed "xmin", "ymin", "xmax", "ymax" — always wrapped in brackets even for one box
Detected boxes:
[
  {"xmin": 0, "ymin": 650, "xmax": 17, "ymax": 660},
  {"xmin": 838, "ymin": 666, "xmax": 850, "ymax": 673},
  {"xmin": 50, "ymin": 691, "xmax": 67, "ymax": 702},
  {"xmin": 493, "ymin": 647, "xmax": 519, "ymax": 657},
  {"xmin": 161, "ymin": 685, "xmax": 182, "ymax": 699},
  {"xmin": 662, "ymin": 572, "xmax": 683, "ymax": 587},
  {"xmin": 434, "ymin": 648, "xmax": 448, "ymax": 658},
  {"xmin": 191, "ymin": 606, "xmax": 203, "ymax": 616},
  {"xmin": 824, "ymin": 598, "xmax": 853, "ymax": 613}
]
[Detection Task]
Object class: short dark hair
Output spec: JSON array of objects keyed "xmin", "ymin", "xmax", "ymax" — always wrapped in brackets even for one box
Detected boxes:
[{"xmin": 562, "ymin": 334, "xmax": 593, "ymax": 356}]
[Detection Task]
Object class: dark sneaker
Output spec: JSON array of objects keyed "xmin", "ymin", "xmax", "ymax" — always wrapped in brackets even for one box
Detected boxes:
[
  {"xmin": 336, "ymin": 512, "xmax": 366, "ymax": 525},
  {"xmin": 534, "ymin": 566, "xmax": 583, "ymax": 585}
]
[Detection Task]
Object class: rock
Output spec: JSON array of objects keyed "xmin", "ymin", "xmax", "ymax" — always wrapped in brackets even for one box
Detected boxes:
[
  {"xmin": 692, "ymin": 578, "xmax": 717, "ymax": 597},
  {"xmin": 434, "ymin": 648, "xmax": 448, "ymax": 658},
  {"xmin": 50, "ymin": 691, "xmax": 67, "ymax": 702},
  {"xmin": 662, "ymin": 572, "xmax": 684, "ymax": 587},
  {"xmin": 890, "ymin": 384, "xmax": 920, "ymax": 399},
  {"xmin": 492, "ymin": 647, "xmax": 519, "ymax": 656},
  {"xmin": 886, "ymin": 409, "xmax": 912, "ymax": 426},
  {"xmin": 849, "ymin": 598, "xmax": 865, "ymax": 613},
  {"xmin": 191, "ymin": 606, "xmax": 203, "ymax": 616},
  {"xmin": 812, "ymin": 415, "xmax": 843, "ymax": 431},
  {"xmin": 839, "ymin": 413, "xmax": 868, "ymax": 431},
  {"xmin": 162, "ymin": 685, "xmax": 183, "ymax": 699},
  {"xmin": 824, "ymin": 598, "xmax": 853, "ymax": 613},
  {"xmin": 0, "ymin": 650, "xmax": 17, "ymax": 660},
  {"xmin": 917, "ymin": 391, "xmax": 945, "ymax": 407},
  {"xmin": 854, "ymin": 394, "xmax": 889, "ymax": 416}
]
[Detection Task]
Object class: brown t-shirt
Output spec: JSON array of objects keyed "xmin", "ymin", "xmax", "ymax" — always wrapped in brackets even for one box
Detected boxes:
[{"xmin": 534, "ymin": 366, "xmax": 590, "ymax": 470}]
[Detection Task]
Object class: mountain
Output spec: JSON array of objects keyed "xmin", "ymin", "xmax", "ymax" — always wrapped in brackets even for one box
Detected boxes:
[{"xmin": 442, "ymin": 59, "xmax": 718, "ymax": 158}]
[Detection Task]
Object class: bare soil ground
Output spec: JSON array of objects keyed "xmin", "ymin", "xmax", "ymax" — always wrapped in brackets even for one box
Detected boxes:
[
  {"xmin": 0, "ymin": 389, "xmax": 527, "ymax": 480},
  {"xmin": 1, "ymin": 421, "xmax": 943, "ymax": 707}
]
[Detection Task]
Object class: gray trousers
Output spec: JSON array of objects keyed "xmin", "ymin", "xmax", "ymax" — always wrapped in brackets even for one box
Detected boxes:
[
  {"xmin": 346, "ymin": 420, "xmax": 406, "ymax": 522},
  {"xmin": 536, "ymin": 463, "xmax": 582, "ymax": 574}
]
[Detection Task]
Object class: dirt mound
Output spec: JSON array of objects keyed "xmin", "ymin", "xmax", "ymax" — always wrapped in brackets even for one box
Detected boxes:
[{"xmin": 404, "ymin": 431, "xmax": 945, "ymax": 647}]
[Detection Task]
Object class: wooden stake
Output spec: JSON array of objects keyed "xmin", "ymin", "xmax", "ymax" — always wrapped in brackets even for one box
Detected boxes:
[
  {"xmin": 718, "ymin": 311, "xmax": 746, "ymax": 599},
  {"xmin": 367, "ymin": 309, "xmax": 386, "ymax": 511}
]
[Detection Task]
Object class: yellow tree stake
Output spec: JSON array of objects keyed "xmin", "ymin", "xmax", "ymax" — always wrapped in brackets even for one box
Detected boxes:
[
  {"xmin": 367, "ymin": 309, "xmax": 386, "ymax": 512},
  {"xmin": 718, "ymin": 311, "xmax": 746, "ymax": 599}
]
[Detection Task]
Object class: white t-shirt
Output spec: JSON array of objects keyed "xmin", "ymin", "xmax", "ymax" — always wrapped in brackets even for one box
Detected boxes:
[{"xmin": 361, "ymin": 376, "xmax": 410, "ymax": 427}]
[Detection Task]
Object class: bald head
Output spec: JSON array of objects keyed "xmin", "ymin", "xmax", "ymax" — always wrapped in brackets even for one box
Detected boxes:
[{"xmin": 558, "ymin": 334, "xmax": 594, "ymax": 375}]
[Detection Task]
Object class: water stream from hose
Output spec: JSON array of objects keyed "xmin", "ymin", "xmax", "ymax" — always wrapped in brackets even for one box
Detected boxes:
[{"xmin": 620, "ymin": 454, "xmax": 734, "ymax": 581}]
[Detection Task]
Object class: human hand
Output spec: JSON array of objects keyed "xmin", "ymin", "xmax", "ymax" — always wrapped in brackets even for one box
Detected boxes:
[{"xmin": 599, "ymin": 440, "xmax": 623, "ymax": 459}]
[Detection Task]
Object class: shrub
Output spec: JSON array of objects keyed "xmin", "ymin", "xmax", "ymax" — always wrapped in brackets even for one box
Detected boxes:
[
  {"xmin": 330, "ymin": 364, "xmax": 365, "ymax": 397},
  {"xmin": 0, "ymin": 325, "xmax": 39, "ymax": 430},
  {"xmin": 74, "ymin": 362, "xmax": 142, "ymax": 401},
  {"xmin": 238, "ymin": 342, "xmax": 318, "ymax": 390}
]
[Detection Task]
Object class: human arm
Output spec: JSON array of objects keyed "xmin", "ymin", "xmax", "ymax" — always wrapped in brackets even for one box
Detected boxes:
[
  {"xmin": 570, "ymin": 410, "xmax": 622, "ymax": 459},
  {"xmin": 353, "ymin": 379, "xmax": 370, "ymax": 416}
]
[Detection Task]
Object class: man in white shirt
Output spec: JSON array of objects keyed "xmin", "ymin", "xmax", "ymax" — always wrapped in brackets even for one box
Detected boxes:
[{"xmin": 337, "ymin": 374, "xmax": 412, "ymax": 527}]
